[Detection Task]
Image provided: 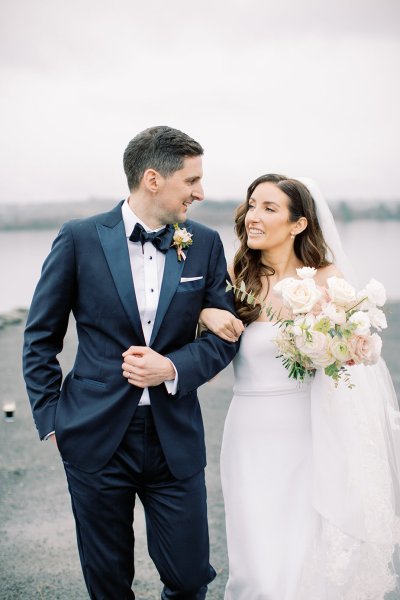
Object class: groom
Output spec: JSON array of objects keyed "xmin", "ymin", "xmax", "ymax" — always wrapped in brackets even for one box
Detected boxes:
[{"xmin": 23, "ymin": 126, "xmax": 239, "ymax": 599}]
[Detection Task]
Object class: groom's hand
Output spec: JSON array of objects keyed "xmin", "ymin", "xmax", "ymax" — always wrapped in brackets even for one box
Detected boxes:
[
  {"xmin": 48, "ymin": 433, "xmax": 58, "ymax": 449},
  {"xmin": 122, "ymin": 346, "xmax": 175, "ymax": 388}
]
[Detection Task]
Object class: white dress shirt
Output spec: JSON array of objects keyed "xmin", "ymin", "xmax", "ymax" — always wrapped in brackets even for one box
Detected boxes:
[{"xmin": 122, "ymin": 200, "xmax": 178, "ymax": 405}]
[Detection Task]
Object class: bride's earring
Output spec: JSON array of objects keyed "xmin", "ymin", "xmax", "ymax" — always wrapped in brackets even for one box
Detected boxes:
[{"xmin": 290, "ymin": 233, "xmax": 295, "ymax": 240}]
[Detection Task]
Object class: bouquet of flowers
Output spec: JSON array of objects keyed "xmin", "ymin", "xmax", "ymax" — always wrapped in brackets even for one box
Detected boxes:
[{"xmin": 227, "ymin": 267, "xmax": 387, "ymax": 387}]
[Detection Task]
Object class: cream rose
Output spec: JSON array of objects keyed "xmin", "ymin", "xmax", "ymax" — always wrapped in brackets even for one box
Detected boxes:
[
  {"xmin": 326, "ymin": 276, "xmax": 356, "ymax": 306},
  {"xmin": 296, "ymin": 267, "xmax": 317, "ymax": 279},
  {"xmin": 348, "ymin": 311, "xmax": 371, "ymax": 336},
  {"xmin": 173, "ymin": 228, "xmax": 192, "ymax": 245},
  {"xmin": 275, "ymin": 278, "xmax": 322, "ymax": 314},
  {"xmin": 295, "ymin": 330, "xmax": 333, "ymax": 367},
  {"xmin": 312, "ymin": 351, "xmax": 336, "ymax": 369}
]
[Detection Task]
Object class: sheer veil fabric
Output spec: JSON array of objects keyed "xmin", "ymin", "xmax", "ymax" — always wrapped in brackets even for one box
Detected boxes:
[{"xmin": 296, "ymin": 178, "xmax": 400, "ymax": 598}]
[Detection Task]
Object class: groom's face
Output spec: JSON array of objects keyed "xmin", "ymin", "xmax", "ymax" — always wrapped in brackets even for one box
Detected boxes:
[{"xmin": 154, "ymin": 155, "xmax": 204, "ymax": 224}]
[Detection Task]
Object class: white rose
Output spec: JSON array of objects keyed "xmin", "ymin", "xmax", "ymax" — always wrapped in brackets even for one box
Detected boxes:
[
  {"xmin": 327, "ymin": 276, "xmax": 356, "ymax": 306},
  {"xmin": 296, "ymin": 267, "xmax": 317, "ymax": 279},
  {"xmin": 365, "ymin": 278, "xmax": 387, "ymax": 307},
  {"xmin": 278, "ymin": 278, "xmax": 322, "ymax": 314},
  {"xmin": 348, "ymin": 311, "xmax": 371, "ymax": 336},
  {"xmin": 312, "ymin": 351, "xmax": 336, "ymax": 369},
  {"xmin": 368, "ymin": 307, "xmax": 387, "ymax": 330},
  {"xmin": 322, "ymin": 302, "xmax": 346, "ymax": 326},
  {"xmin": 365, "ymin": 333, "xmax": 383, "ymax": 365},
  {"xmin": 295, "ymin": 330, "xmax": 333, "ymax": 368}
]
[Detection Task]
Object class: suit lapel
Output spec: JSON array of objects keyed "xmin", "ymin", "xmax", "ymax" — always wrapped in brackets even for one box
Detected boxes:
[
  {"xmin": 150, "ymin": 245, "xmax": 185, "ymax": 346},
  {"xmin": 96, "ymin": 207, "xmax": 145, "ymax": 344}
]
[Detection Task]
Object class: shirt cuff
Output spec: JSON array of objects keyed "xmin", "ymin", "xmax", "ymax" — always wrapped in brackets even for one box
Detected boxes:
[
  {"xmin": 164, "ymin": 359, "xmax": 179, "ymax": 395},
  {"xmin": 43, "ymin": 431, "xmax": 55, "ymax": 440}
]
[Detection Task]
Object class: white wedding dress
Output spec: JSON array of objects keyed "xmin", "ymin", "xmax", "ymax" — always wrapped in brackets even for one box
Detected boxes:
[{"xmin": 221, "ymin": 321, "xmax": 400, "ymax": 600}]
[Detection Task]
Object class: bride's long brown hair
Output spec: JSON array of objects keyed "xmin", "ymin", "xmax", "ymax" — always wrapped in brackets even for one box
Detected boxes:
[{"xmin": 233, "ymin": 174, "xmax": 331, "ymax": 325}]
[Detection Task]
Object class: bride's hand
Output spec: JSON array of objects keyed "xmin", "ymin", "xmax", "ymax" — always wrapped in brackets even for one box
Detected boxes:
[{"xmin": 199, "ymin": 308, "xmax": 244, "ymax": 342}]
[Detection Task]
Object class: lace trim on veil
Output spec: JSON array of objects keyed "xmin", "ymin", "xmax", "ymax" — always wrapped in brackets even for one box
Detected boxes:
[
  {"xmin": 294, "ymin": 178, "xmax": 400, "ymax": 598},
  {"xmin": 298, "ymin": 361, "xmax": 400, "ymax": 599}
]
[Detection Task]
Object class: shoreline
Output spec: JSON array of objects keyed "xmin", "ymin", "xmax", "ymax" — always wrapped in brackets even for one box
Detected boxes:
[{"xmin": 0, "ymin": 307, "xmax": 28, "ymax": 330}]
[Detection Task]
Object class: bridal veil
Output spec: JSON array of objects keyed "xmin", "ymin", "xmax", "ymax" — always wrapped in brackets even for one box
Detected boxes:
[{"xmin": 296, "ymin": 178, "xmax": 400, "ymax": 598}]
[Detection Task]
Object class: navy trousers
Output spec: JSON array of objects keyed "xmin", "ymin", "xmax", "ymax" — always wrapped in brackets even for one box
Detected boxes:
[{"xmin": 63, "ymin": 406, "xmax": 216, "ymax": 599}]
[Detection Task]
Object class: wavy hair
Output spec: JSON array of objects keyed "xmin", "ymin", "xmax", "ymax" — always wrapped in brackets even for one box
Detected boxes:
[{"xmin": 233, "ymin": 174, "xmax": 331, "ymax": 324}]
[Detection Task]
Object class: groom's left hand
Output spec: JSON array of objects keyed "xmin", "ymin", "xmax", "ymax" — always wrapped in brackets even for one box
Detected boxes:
[{"xmin": 122, "ymin": 346, "xmax": 175, "ymax": 388}]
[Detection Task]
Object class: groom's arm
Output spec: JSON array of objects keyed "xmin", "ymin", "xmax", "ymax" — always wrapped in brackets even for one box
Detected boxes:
[
  {"xmin": 165, "ymin": 231, "xmax": 239, "ymax": 396},
  {"xmin": 122, "ymin": 232, "xmax": 239, "ymax": 394},
  {"xmin": 23, "ymin": 223, "xmax": 75, "ymax": 439}
]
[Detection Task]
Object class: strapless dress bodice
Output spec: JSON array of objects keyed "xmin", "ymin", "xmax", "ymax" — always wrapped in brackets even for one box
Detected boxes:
[{"xmin": 233, "ymin": 321, "xmax": 311, "ymax": 396}]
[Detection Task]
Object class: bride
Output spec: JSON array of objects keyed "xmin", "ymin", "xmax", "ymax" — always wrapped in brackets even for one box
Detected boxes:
[{"xmin": 200, "ymin": 174, "xmax": 400, "ymax": 599}]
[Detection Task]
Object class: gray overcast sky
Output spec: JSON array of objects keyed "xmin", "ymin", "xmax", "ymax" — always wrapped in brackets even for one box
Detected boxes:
[{"xmin": 1, "ymin": 0, "xmax": 399, "ymax": 203}]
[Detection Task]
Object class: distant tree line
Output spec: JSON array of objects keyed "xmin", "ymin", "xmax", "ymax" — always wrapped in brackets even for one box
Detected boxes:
[
  {"xmin": 0, "ymin": 199, "xmax": 399, "ymax": 231},
  {"xmin": 332, "ymin": 201, "xmax": 400, "ymax": 221}
]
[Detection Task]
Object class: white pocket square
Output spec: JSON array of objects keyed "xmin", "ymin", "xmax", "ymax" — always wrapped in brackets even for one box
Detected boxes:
[{"xmin": 180, "ymin": 276, "xmax": 204, "ymax": 282}]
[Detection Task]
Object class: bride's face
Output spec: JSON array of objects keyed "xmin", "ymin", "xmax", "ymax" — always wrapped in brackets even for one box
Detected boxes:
[{"xmin": 245, "ymin": 182, "xmax": 296, "ymax": 251}]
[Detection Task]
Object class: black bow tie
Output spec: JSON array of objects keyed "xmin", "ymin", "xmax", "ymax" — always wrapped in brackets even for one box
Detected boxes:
[{"xmin": 129, "ymin": 222, "xmax": 174, "ymax": 254}]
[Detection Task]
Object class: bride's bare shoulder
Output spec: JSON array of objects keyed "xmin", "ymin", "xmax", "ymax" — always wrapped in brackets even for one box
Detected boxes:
[{"xmin": 315, "ymin": 263, "xmax": 343, "ymax": 287}]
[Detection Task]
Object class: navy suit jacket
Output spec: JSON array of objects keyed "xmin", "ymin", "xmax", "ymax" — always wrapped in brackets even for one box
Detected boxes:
[{"xmin": 23, "ymin": 202, "xmax": 238, "ymax": 478}]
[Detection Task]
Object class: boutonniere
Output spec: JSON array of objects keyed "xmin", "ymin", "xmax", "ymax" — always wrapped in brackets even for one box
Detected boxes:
[{"xmin": 171, "ymin": 223, "xmax": 193, "ymax": 261}]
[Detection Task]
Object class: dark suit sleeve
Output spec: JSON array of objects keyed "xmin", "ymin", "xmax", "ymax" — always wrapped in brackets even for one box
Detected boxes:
[
  {"xmin": 166, "ymin": 231, "xmax": 239, "ymax": 397},
  {"xmin": 23, "ymin": 223, "xmax": 76, "ymax": 438}
]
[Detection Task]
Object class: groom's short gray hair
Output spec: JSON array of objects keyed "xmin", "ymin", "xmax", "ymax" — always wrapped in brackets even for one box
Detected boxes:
[{"xmin": 123, "ymin": 126, "xmax": 203, "ymax": 191}]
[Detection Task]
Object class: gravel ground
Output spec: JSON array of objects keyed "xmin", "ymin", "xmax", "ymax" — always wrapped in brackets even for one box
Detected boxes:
[
  {"xmin": 0, "ymin": 318, "xmax": 232, "ymax": 600},
  {"xmin": 1, "ymin": 304, "xmax": 399, "ymax": 599}
]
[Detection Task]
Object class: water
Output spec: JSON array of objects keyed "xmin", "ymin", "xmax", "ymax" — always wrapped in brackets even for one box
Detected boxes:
[
  {"xmin": 218, "ymin": 220, "xmax": 400, "ymax": 297},
  {"xmin": 1, "ymin": 220, "xmax": 399, "ymax": 313}
]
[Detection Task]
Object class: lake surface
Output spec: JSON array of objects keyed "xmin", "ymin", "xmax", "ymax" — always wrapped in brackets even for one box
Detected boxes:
[{"xmin": 1, "ymin": 220, "xmax": 399, "ymax": 313}]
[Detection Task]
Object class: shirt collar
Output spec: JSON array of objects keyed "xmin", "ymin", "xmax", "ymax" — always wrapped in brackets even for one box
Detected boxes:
[{"xmin": 121, "ymin": 199, "xmax": 164, "ymax": 238}]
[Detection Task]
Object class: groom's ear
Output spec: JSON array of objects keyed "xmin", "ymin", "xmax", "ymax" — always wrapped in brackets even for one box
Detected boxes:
[{"xmin": 142, "ymin": 168, "xmax": 162, "ymax": 193}]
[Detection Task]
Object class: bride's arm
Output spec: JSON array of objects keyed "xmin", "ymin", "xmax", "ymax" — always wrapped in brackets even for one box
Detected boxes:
[
  {"xmin": 199, "ymin": 265, "xmax": 245, "ymax": 342},
  {"xmin": 199, "ymin": 308, "xmax": 244, "ymax": 342}
]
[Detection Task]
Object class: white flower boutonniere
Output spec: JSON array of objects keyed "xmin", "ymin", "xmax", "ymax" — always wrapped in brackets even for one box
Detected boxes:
[{"xmin": 172, "ymin": 223, "xmax": 193, "ymax": 261}]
